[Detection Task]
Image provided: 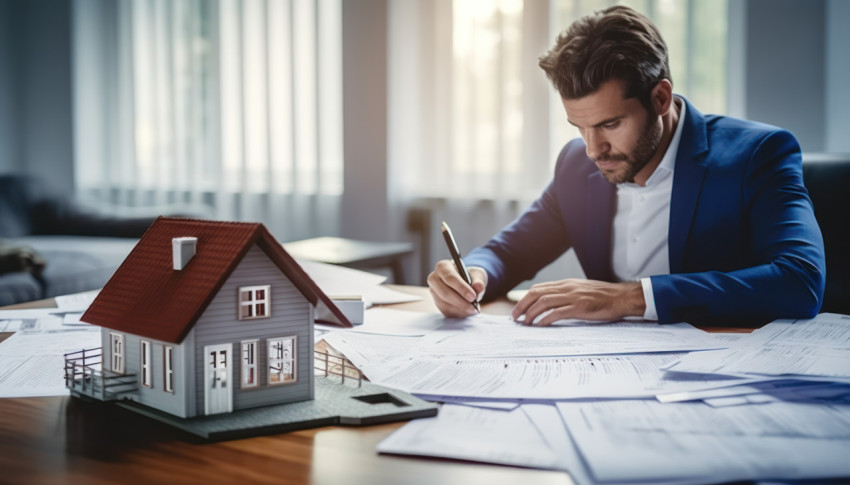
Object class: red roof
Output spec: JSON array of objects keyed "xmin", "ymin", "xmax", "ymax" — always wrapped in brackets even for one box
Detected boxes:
[{"xmin": 82, "ymin": 217, "xmax": 351, "ymax": 343}]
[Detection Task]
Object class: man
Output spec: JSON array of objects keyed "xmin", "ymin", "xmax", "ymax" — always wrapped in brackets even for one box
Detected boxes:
[{"xmin": 427, "ymin": 6, "xmax": 825, "ymax": 326}]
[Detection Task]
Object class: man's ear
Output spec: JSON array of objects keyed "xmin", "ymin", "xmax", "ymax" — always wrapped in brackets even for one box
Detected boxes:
[{"xmin": 651, "ymin": 79, "xmax": 674, "ymax": 116}]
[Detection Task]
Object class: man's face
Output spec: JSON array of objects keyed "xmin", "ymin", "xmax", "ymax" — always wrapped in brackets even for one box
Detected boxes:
[{"xmin": 562, "ymin": 79, "xmax": 662, "ymax": 185}]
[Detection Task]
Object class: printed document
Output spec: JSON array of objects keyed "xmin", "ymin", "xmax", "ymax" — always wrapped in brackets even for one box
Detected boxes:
[
  {"xmin": 557, "ymin": 399, "xmax": 850, "ymax": 483},
  {"xmin": 369, "ymin": 352, "xmax": 748, "ymax": 400},
  {"xmin": 378, "ymin": 404, "xmax": 561, "ymax": 470},
  {"xmin": 417, "ymin": 314, "xmax": 723, "ymax": 358},
  {"xmin": 668, "ymin": 313, "xmax": 850, "ymax": 379},
  {"xmin": 0, "ymin": 328, "xmax": 100, "ymax": 397}
]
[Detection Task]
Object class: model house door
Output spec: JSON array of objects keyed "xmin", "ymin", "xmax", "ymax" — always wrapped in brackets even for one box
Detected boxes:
[{"xmin": 204, "ymin": 344, "xmax": 233, "ymax": 415}]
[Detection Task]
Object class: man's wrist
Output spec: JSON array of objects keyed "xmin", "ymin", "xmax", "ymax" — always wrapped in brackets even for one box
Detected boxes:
[{"xmin": 623, "ymin": 281, "xmax": 647, "ymax": 317}]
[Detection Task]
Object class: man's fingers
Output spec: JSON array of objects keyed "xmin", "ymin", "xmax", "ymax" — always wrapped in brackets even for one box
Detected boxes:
[
  {"xmin": 427, "ymin": 261, "xmax": 480, "ymax": 317},
  {"xmin": 435, "ymin": 260, "xmax": 477, "ymax": 302},
  {"xmin": 427, "ymin": 272, "xmax": 466, "ymax": 305},
  {"xmin": 521, "ymin": 294, "xmax": 568, "ymax": 326},
  {"xmin": 512, "ymin": 286, "xmax": 547, "ymax": 320},
  {"xmin": 468, "ymin": 267, "xmax": 488, "ymax": 302},
  {"xmin": 429, "ymin": 286, "xmax": 477, "ymax": 318},
  {"xmin": 536, "ymin": 306, "xmax": 573, "ymax": 326}
]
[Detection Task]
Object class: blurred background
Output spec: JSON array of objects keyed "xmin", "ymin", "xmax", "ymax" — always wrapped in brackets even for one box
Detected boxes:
[{"xmin": 1, "ymin": 0, "xmax": 847, "ymax": 286}]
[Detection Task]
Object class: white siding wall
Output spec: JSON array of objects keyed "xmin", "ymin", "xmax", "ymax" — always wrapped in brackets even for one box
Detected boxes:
[
  {"xmin": 100, "ymin": 328, "xmax": 190, "ymax": 418},
  {"xmin": 192, "ymin": 245, "xmax": 314, "ymax": 416}
]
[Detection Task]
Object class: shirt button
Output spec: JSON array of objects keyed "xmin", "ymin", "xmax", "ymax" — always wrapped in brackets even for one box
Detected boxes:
[{"xmin": 632, "ymin": 236, "xmax": 639, "ymax": 243}]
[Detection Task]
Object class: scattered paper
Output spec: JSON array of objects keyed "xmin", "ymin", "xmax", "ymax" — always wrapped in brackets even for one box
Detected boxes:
[
  {"xmin": 295, "ymin": 259, "xmax": 422, "ymax": 305},
  {"xmin": 557, "ymin": 399, "xmax": 850, "ymax": 483},
  {"xmin": 54, "ymin": 290, "xmax": 100, "ymax": 311},
  {"xmin": 0, "ymin": 328, "xmax": 101, "ymax": 397},
  {"xmin": 417, "ymin": 314, "xmax": 724, "ymax": 358},
  {"xmin": 378, "ymin": 404, "xmax": 561, "ymax": 470},
  {"xmin": 669, "ymin": 313, "xmax": 850, "ymax": 379}
]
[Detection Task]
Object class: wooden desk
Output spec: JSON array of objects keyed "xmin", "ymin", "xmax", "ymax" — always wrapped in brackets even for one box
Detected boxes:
[{"xmin": 0, "ymin": 287, "xmax": 575, "ymax": 485}]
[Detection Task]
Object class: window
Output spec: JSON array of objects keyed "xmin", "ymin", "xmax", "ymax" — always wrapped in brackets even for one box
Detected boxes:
[
  {"xmin": 72, "ymin": 0, "xmax": 343, "ymax": 241},
  {"xmin": 110, "ymin": 333, "xmax": 125, "ymax": 374},
  {"xmin": 241, "ymin": 340, "xmax": 259, "ymax": 389},
  {"xmin": 238, "ymin": 285, "xmax": 271, "ymax": 320},
  {"xmin": 392, "ymin": 0, "xmax": 729, "ymax": 201},
  {"xmin": 164, "ymin": 346, "xmax": 174, "ymax": 393},
  {"xmin": 267, "ymin": 336, "xmax": 297, "ymax": 385},
  {"xmin": 141, "ymin": 340, "xmax": 152, "ymax": 388}
]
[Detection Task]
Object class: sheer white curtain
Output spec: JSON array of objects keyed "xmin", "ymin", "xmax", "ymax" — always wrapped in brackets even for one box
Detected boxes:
[
  {"xmin": 390, "ymin": 0, "xmax": 728, "ymax": 203},
  {"xmin": 72, "ymin": 0, "xmax": 343, "ymax": 241}
]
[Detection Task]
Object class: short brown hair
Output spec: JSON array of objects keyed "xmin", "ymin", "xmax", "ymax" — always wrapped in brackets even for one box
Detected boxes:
[{"xmin": 538, "ymin": 5, "xmax": 671, "ymax": 110}]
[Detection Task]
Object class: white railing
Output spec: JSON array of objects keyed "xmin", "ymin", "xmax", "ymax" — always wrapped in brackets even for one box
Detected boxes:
[
  {"xmin": 313, "ymin": 349, "xmax": 362, "ymax": 388},
  {"xmin": 64, "ymin": 347, "xmax": 137, "ymax": 401}
]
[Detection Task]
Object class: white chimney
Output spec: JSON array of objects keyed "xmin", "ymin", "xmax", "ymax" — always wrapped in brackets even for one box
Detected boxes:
[{"xmin": 172, "ymin": 237, "xmax": 197, "ymax": 270}]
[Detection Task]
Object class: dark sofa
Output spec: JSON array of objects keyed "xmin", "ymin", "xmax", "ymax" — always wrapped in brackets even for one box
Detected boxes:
[{"xmin": 0, "ymin": 174, "xmax": 207, "ymax": 306}]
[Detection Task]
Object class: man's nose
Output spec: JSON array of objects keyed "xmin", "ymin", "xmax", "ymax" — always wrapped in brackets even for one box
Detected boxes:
[{"xmin": 584, "ymin": 130, "xmax": 610, "ymax": 160}]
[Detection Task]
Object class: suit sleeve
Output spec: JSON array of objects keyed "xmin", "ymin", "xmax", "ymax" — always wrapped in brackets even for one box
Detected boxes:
[
  {"xmin": 651, "ymin": 130, "xmax": 826, "ymax": 325},
  {"xmin": 463, "ymin": 148, "xmax": 574, "ymax": 300}
]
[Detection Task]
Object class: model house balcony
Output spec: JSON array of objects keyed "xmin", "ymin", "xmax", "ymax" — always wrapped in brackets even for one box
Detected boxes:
[{"xmin": 64, "ymin": 347, "xmax": 138, "ymax": 402}]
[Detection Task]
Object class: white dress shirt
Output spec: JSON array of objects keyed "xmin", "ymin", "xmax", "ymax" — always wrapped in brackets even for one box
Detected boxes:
[{"xmin": 611, "ymin": 99, "xmax": 686, "ymax": 320}]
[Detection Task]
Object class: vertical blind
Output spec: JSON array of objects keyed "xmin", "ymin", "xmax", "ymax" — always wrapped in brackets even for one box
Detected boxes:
[{"xmin": 73, "ymin": 0, "xmax": 343, "ymax": 241}]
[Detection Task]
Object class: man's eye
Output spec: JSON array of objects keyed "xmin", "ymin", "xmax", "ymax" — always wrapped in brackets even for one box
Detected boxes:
[{"xmin": 603, "ymin": 122, "xmax": 619, "ymax": 129}]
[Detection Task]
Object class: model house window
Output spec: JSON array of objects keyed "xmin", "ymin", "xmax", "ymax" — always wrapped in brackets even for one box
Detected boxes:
[
  {"xmin": 239, "ymin": 285, "xmax": 271, "ymax": 320},
  {"xmin": 268, "ymin": 336, "xmax": 297, "ymax": 385},
  {"xmin": 141, "ymin": 340, "xmax": 152, "ymax": 388},
  {"xmin": 164, "ymin": 346, "xmax": 174, "ymax": 393},
  {"xmin": 110, "ymin": 333, "xmax": 125, "ymax": 374},
  {"xmin": 241, "ymin": 340, "xmax": 259, "ymax": 388}
]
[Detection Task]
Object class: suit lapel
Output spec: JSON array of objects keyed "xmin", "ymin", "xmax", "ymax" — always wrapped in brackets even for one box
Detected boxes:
[
  {"xmin": 668, "ymin": 98, "xmax": 710, "ymax": 274},
  {"xmin": 586, "ymin": 171, "xmax": 616, "ymax": 281}
]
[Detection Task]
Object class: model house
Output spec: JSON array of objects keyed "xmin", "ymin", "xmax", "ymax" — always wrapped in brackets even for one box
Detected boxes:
[{"xmin": 68, "ymin": 217, "xmax": 351, "ymax": 418}]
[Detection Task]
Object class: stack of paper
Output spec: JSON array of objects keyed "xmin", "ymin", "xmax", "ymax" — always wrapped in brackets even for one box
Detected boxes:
[
  {"xmin": 666, "ymin": 313, "xmax": 850, "ymax": 379},
  {"xmin": 317, "ymin": 310, "xmax": 850, "ymax": 484}
]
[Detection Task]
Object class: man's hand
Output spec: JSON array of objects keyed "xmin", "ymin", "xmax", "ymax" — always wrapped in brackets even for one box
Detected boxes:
[
  {"xmin": 427, "ymin": 260, "xmax": 487, "ymax": 318},
  {"xmin": 511, "ymin": 279, "xmax": 645, "ymax": 325}
]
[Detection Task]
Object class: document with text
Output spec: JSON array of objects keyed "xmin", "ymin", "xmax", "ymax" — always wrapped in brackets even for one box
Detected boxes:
[
  {"xmin": 415, "ymin": 313, "xmax": 723, "ymax": 358},
  {"xmin": 668, "ymin": 313, "xmax": 850, "ymax": 379},
  {"xmin": 377, "ymin": 404, "xmax": 561, "ymax": 470},
  {"xmin": 370, "ymin": 352, "xmax": 752, "ymax": 400},
  {"xmin": 0, "ymin": 328, "xmax": 100, "ymax": 397},
  {"xmin": 557, "ymin": 398, "xmax": 850, "ymax": 483}
]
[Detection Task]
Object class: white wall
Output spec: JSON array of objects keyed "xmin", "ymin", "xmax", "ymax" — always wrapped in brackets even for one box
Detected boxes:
[
  {"xmin": 0, "ymin": 0, "xmax": 20, "ymax": 173},
  {"xmin": 743, "ymin": 0, "xmax": 826, "ymax": 152},
  {"xmin": 0, "ymin": 0, "xmax": 75, "ymax": 195},
  {"xmin": 826, "ymin": 0, "xmax": 850, "ymax": 152},
  {"xmin": 341, "ymin": 0, "xmax": 391, "ymax": 242},
  {"xmin": 24, "ymin": 0, "xmax": 75, "ymax": 196}
]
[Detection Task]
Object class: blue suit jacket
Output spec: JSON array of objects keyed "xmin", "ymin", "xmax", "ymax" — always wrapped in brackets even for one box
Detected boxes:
[{"xmin": 464, "ymin": 97, "xmax": 826, "ymax": 325}]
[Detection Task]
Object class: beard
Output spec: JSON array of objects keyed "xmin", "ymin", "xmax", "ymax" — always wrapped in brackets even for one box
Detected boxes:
[{"xmin": 594, "ymin": 110, "xmax": 663, "ymax": 185}]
